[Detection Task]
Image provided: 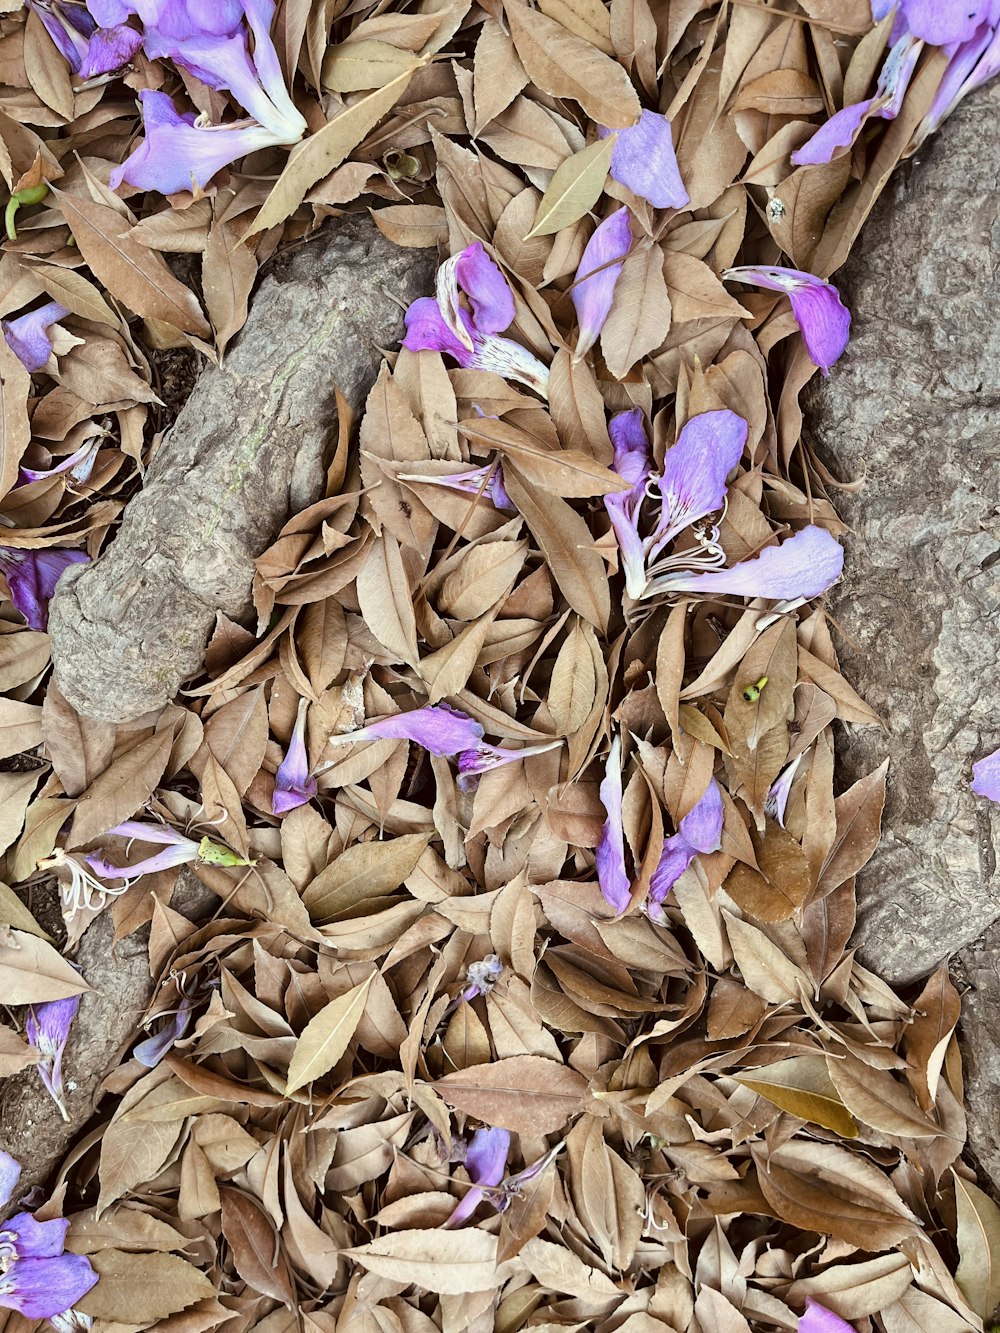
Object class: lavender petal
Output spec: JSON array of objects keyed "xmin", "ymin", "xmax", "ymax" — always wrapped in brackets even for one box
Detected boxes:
[
  {"xmin": 572, "ymin": 208, "xmax": 633, "ymax": 358},
  {"xmin": 972, "ymin": 745, "xmax": 1000, "ymax": 803},
  {"xmin": 596, "ymin": 734, "xmax": 631, "ymax": 912},
  {"xmin": 599, "ymin": 110, "xmax": 689, "ymax": 209},
  {"xmin": 649, "ymin": 525, "xmax": 844, "ymax": 601}
]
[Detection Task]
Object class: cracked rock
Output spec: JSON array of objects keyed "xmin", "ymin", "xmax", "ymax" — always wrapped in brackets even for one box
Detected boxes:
[{"xmin": 48, "ymin": 215, "xmax": 435, "ymax": 724}]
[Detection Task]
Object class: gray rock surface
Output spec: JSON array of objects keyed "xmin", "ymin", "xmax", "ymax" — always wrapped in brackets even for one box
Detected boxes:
[
  {"xmin": 806, "ymin": 81, "xmax": 1000, "ymax": 989},
  {"xmin": 953, "ymin": 924, "xmax": 1000, "ymax": 1186},
  {"xmin": 49, "ymin": 215, "xmax": 435, "ymax": 723}
]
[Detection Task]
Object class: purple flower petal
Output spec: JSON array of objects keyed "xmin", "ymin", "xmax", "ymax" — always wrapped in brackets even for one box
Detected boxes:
[
  {"xmin": 599, "ymin": 110, "xmax": 689, "ymax": 209},
  {"xmin": 791, "ymin": 99, "xmax": 877, "ymax": 166},
  {"xmin": 465, "ymin": 1126, "xmax": 510, "ymax": 1186},
  {"xmin": 25, "ymin": 996, "xmax": 79, "ymax": 1120},
  {"xmin": 678, "ymin": 778, "xmax": 724, "ymax": 854},
  {"xmin": 649, "ymin": 525, "xmax": 844, "ymax": 601},
  {"xmin": 104, "ymin": 820, "xmax": 196, "ymax": 844},
  {"xmin": 596, "ymin": 734, "xmax": 631, "ymax": 912},
  {"xmin": 0, "ymin": 547, "xmax": 89, "ymax": 631},
  {"xmin": 328, "ymin": 703, "xmax": 486, "ymax": 758},
  {"xmin": 900, "ymin": 0, "xmax": 993, "ymax": 45},
  {"xmin": 722, "ymin": 265, "xmax": 851, "ymax": 374},
  {"xmin": 0, "ymin": 1253, "xmax": 99, "ymax": 1320},
  {"xmin": 0, "ymin": 1151, "xmax": 21, "ymax": 1211},
  {"xmin": 9, "ymin": 1213, "xmax": 70, "ymax": 1260},
  {"xmin": 402, "ymin": 296, "xmax": 475, "ymax": 364},
  {"xmin": 134, "ymin": 995, "xmax": 194, "ymax": 1067},
  {"xmin": 468, "ymin": 334, "xmax": 550, "ymax": 397},
  {"xmin": 654, "ymin": 410, "xmax": 748, "ymax": 550},
  {"xmin": 456, "ymin": 739, "xmax": 560, "ymax": 791},
  {"xmin": 922, "ymin": 23, "xmax": 1000, "ymax": 136},
  {"xmin": 18, "ymin": 438, "xmax": 100, "ymax": 488},
  {"xmin": 89, "ymin": 0, "xmax": 134, "ymax": 25},
  {"xmin": 608, "ymin": 408, "xmax": 652, "ymax": 501},
  {"xmin": 972, "ymin": 745, "xmax": 1000, "ymax": 803},
  {"xmin": 765, "ymin": 753, "xmax": 803, "ymax": 827},
  {"xmin": 572, "ymin": 208, "xmax": 633, "ymax": 358},
  {"xmin": 799, "ymin": 1299, "xmax": 857, "ymax": 1333},
  {"xmin": 444, "ymin": 1185, "xmax": 486, "ymax": 1228},
  {"xmin": 454, "ymin": 244, "xmax": 515, "ymax": 336},
  {"xmin": 85, "ymin": 840, "xmax": 197, "ymax": 880},
  {"xmin": 3, "ymin": 302, "xmax": 70, "ymax": 374},
  {"xmin": 78, "ymin": 22, "xmax": 142, "ymax": 77},
  {"xmin": 273, "ymin": 698, "xmax": 317, "ymax": 815},
  {"xmin": 647, "ymin": 835, "xmax": 693, "ymax": 912},
  {"xmin": 133, "ymin": 0, "xmax": 244, "ymax": 39},
  {"xmin": 110, "ymin": 89, "xmax": 288, "ymax": 195},
  {"xmin": 877, "ymin": 32, "xmax": 924, "ymax": 118},
  {"xmin": 25, "ymin": 0, "xmax": 95, "ymax": 71}
]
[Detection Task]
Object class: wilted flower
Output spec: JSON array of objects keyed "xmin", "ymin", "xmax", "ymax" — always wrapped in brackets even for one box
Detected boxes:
[
  {"xmin": 651, "ymin": 409, "xmax": 748, "ymax": 556},
  {"xmin": 799, "ymin": 1299, "xmax": 856, "ymax": 1333},
  {"xmin": 572, "ymin": 208, "xmax": 633, "ymax": 358},
  {"xmin": 446, "ymin": 1126, "xmax": 510, "ymax": 1227},
  {"xmin": 596, "ymin": 734, "xmax": 630, "ymax": 913},
  {"xmin": 272, "ymin": 697, "xmax": 317, "ymax": 815},
  {"xmin": 645, "ymin": 779, "xmax": 723, "ymax": 922},
  {"xmin": 0, "ymin": 1210, "xmax": 98, "ymax": 1319},
  {"xmin": 326, "ymin": 703, "xmax": 486, "ymax": 758},
  {"xmin": 791, "ymin": 33, "xmax": 923, "ymax": 166},
  {"xmin": 456, "ymin": 738, "xmax": 561, "ymax": 791},
  {"xmin": 597, "ymin": 110, "xmax": 689, "ymax": 209},
  {"xmin": 402, "ymin": 243, "xmax": 549, "ymax": 395},
  {"xmin": 972, "ymin": 745, "xmax": 1000, "ymax": 803},
  {"xmin": 0, "ymin": 547, "xmax": 89, "ymax": 631},
  {"xmin": 3, "ymin": 301, "xmax": 72, "ymax": 374},
  {"xmin": 605, "ymin": 409, "xmax": 653, "ymax": 599},
  {"xmin": 25, "ymin": 996, "xmax": 80, "ymax": 1122},
  {"xmin": 765, "ymin": 752, "xmax": 805, "ymax": 828},
  {"xmin": 397, "ymin": 461, "xmax": 514, "ymax": 512},
  {"xmin": 722, "ymin": 265, "xmax": 851, "ymax": 375},
  {"xmin": 459, "ymin": 954, "xmax": 503, "ymax": 1003},
  {"xmin": 78, "ymin": 21, "xmax": 143, "ymax": 78},
  {"xmin": 110, "ymin": 89, "xmax": 293, "ymax": 194},
  {"xmin": 18, "ymin": 438, "xmax": 101, "ymax": 488},
  {"xmin": 645, "ymin": 524, "xmax": 844, "ymax": 602},
  {"xmin": 134, "ymin": 991, "xmax": 195, "ymax": 1067},
  {"xmin": 24, "ymin": 1, "xmax": 96, "ymax": 72},
  {"xmin": 85, "ymin": 820, "xmax": 254, "ymax": 884}
]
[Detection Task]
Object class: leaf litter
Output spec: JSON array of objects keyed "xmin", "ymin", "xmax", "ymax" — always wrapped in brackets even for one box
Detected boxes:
[{"xmin": 0, "ymin": 1, "xmax": 995, "ymax": 1331}]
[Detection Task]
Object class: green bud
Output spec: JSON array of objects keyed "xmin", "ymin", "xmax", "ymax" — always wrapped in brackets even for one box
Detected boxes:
[
  {"xmin": 5, "ymin": 181, "xmax": 50, "ymax": 242},
  {"xmin": 197, "ymin": 836, "xmax": 255, "ymax": 867}
]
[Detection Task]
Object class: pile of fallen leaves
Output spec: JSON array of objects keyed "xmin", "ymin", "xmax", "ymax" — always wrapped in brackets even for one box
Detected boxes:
[{"xmin": 0, "ymin": 1, "xmax": 996, "ymax": 1331}]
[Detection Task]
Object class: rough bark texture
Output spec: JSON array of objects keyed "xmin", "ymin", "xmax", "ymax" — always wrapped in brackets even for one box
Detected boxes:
[
  {"xmin": 805, "ymin": 82, "xmax": 1000, "ymax": 990},
  {"xmin": 48, "ymin": 215, "xmax": 435, "ymax": 723}
]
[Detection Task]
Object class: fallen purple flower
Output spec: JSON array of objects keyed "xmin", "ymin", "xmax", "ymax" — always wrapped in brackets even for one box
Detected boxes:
[
  {"xmin": 0, "ymin": 547, "xmax": 90, "ymax": 631},
  {"xmin": 900, "ymin": 0, "xmax": 995, "ymax": 45},
  {"xmin": 645, "ymin": 524, "xmax": 844, "ymax": 602},
  {"xmin": 0, "ymin": 1212, "xmax": 97, "ymax": 1319},
  {"xmin": 110, "ymin": 89, "xmax": 292, "ymax": 194},
  {"xmin": 920, "ymin": 21, "xmax": 1000, "ymax": 140},
  {"xmin": 646, "ymin": 780, "xmax": 723, "ymax": 921},
  {"xmin": 459, "ymin": 954, "xmax": 503, "ymax": 1003},
  {"xmin": 397, "ymin": 461, "xmax": 514, "ymax": 511},
  {"xmin": 86, "ymin": 820, "xmax": 254, "ymax": 882},
  {"xmin": 722, "ymin": 265, "xmax": 851, "ymax": 374},
  {"xmin": 598, "ymin": 110, "xmax": 689, "ymax": 209},
  {"xmin": 596, "ymin": 734, "xmax": 631, "ymax": 913},
  {"xmin": 0, "ymin": 1152, "xmax": 20, "ymax": 1210},
  {"xmin": 326, "ymin": 703, "xmax": 485, "ymax": 759},
  {"xmin": 799, "ymin": 1299, "xmax": 856, "ymax": 1333},
  {"xmin": 456, "ymin": 738, "xmax": 561, "ymax": 791},
  {"xmin": 972, "ymin": 745, "xmax": 1000, "ymax": 803},
  {"xmin": 3, "ymin": 301, "xmax": 71, "ymax": 374},
  {"xmin": 25, "ymin": 0, "xmax": 95, "ymax": 72},
  {"xmin": 134, "ymin": 992, "xmax": 195, "ymax": 1067},
  {"xmin": 572, "ymin": 208, "xmax": 633, "ymax": 359},
  {"xmin": 606, "ymin": 408, "xmax": 653, "ymax": 598},
  {"xmin": 25, "ymin": 996, "xmax": 80, "ymax": 1122},
  {"xmin": 651, "ymin": 409, "xmax": 748, "ymax": 554},
  {"xmin": 78, "ymin": 21, "xmax": 143, "ymax": 78},
  {"xmin": 18, "ymin": 438, "xmax": 101, "ymax": 488},
  {"xmin": 403, "ymin": 243, "xmax": 549, "ymax": 395},
  {"xmin": 273, "ymin": 697, "xmax": 317, "ymax": 814},
  {"xmin": 765, "ymin": 752, "xmax": 804, "ymax": 827},
  {"xmin": 446, "ymin": 1126, "xmax": 510, "ymax": 1227}
]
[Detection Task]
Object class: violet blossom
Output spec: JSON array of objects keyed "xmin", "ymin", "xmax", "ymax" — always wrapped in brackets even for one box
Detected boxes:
[
  {"xmin": 0, "ymin": 547, "xmax": 89, "ymax": 631},
  {"xmin": 897, "ymin": 0, "xmax": 997, "ymax": 45},
  {"xmin": 0, "ymin": 1210, "xmax": 97, "ymax": 1319},
  {"xmin": 402, "ymin": 243, "xmax": 549, "ymax": 395},
  {"xmin": 765, "ymin": 752, "xmax": 804, "ymax": 828},
  {"xmin": 446, "ymin": 1126, "xmax": 510, "ymax": 1228},
  {"xmin": 919, "ymin": 20, "xmax": 1000, "ymax": 140},
  {"xmin": 25, "ymin": 997, "xmax": 79, "ymax": 1122},
  {"xmin": 572, "ymin": 208, "xmax": 633, "ymax": 359},
  {"xmin": 397, "ymin": 461, "xmax": 514, "ymax": 512},
  {"xmin": 134, "ymin": 991, "xmax": 195, "ymax": 1067},
  {"xmin": 77, "ymin": 21, "xmax": 143, "ymax": 78},
  {"xmin": 3, "ymin": 301, "xmax": 72, "ymax": 374},
  {"xmin": 456, "ymin": 738, "xmax": 561, "ymax": 791},
  {"xmin": 325, "ymin": 703, "xmax": 486, "ymax": 758},
  {"xmin": 85, "ymin": 820, "xmax": 254, "ymax": 885},
  {"xmin": 597, "ymin": 110, "xmax": 689, "ymax": 210},
  {"xmin": 459, "ymin": 954, "xmax": 503, "ymax": 1003},
  {"xmin": 972, "ymin": 745, "xmax": 1000, "ymax": 804},
  {"xmin": 24, "ymin": 1, "xmax": 96, "ymax": 73},
  {"xmin": 272, "ymin": 697, "xmax": 317, "ymax": 815},
  {"xmin": 722, "ymin": 266, "xmax": 851, "ymax": 375},
  {"xmin": 645, "ymin": 779, "xmax": 723, "ymax": 923},
  {"xmin": 596, "ymin": 733, "xmax": 630, "ymax": 913},
  {"xmin": 651, "ymin": 409, "xmax": 748, "ymax": 556},
  {"xmin": 605, "ymin": 408, "xmax": 653, "ymax": 600},
  {"xmin": 645, "ymin": 524, "xmax": 844, "ymax": 602},
  {"xmin": 18, "ymin": 438, "xmax": 101, "ymax": 488},
  {"xmin": 799, "ymin": 1300, "xmax": 856, "ymax": 1333}
]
